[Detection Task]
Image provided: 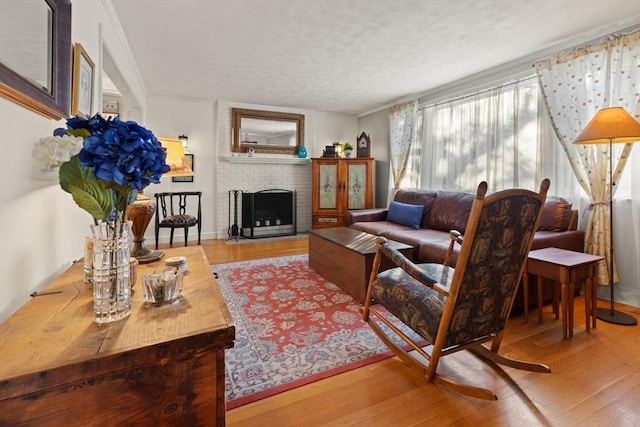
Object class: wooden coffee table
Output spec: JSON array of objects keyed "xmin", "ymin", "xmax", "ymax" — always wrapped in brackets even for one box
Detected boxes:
[{"xmin": 308, "ymin": 227, "xmax": 413, "ymax": 303}]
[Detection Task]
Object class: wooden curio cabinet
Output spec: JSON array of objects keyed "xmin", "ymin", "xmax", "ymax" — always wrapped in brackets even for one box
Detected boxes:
[{"xmin": 312, "ymin": 158, "xmax": 374, "ymax": 228}]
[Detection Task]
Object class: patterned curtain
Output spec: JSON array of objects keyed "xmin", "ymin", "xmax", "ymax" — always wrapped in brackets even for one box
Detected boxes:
[
  {"xmin": 388, "ymin": 100, "xmax": 418, "ymax": 199},
  {"xmin": 534, "ymin": 30, "xmax": 640, "ymax": 286}
]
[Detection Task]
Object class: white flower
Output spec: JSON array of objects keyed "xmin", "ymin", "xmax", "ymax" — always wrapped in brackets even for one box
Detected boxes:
[{"xmin": 32, "ymin": 135, "xmax": 84, "ymax": 173}]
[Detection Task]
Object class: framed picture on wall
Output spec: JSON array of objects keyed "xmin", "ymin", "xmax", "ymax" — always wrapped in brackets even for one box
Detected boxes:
[
  {"xmin": 172, "ymin": 154, "xmax": 194, "ymax": 182},
  {"xmin": 71, "ymin": 43, "xmax": 94, "ymax": 117}
]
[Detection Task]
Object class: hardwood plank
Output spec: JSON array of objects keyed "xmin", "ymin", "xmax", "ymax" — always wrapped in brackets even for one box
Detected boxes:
[{"xmin": 190, "ymin": 237, "xmax": 640, "ymax": 426}]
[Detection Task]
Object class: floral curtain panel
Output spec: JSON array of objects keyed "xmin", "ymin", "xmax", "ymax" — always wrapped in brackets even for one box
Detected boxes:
[
  {"xmin": 388, "ymin": 100, "xmax": 418, "ymax": 198},
  {"xmin": 534, "ymin": 30, "xmax": 640, "ymax": 286}
]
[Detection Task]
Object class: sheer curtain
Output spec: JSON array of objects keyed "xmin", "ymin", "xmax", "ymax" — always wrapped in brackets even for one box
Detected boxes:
[
  {"xmin": 534, "ymin": 30, "xmax": 640, "ymax": 290},
  {"xmin": 388, "ymin": 100, "xmax": 418, "ymax": 201},
  {"xmin": 416, "ymin": 78, "xmax": 557, "ymax": 194}
]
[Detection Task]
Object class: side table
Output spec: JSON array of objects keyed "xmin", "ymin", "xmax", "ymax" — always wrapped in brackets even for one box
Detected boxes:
[{"xmin": 523, "ymin": 247, "xmax": 604, "ymax": 339}]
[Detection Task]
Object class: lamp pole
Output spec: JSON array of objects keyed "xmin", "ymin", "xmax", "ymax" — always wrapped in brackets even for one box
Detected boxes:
[{"xmin": 596, "ymin": 138, "xmax": 637, "ymax": 325}]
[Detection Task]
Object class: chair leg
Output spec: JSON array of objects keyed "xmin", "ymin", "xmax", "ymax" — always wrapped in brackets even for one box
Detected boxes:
[
  {"xmin": 364, "ymin": 312, "xmax": 427, "ymax": 375},
  {"xmin": 170, "ymin": 229, "xmax": 175, "ymax": 247},
  {"xmin": 184, "ymin": 227, "xmax": 189, "ymax": 247},
  {"xmin": 552, "ymin": 282, "xmax": 559, "ymax": 319},
  {"xmin": 537, "ymin": 275, "xmax": 544, "ymax": 324}
]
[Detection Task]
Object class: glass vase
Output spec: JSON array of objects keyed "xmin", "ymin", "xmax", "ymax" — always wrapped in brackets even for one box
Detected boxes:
[
  {"xmin": 91, "ymin": 221, "xmax": 132, "ymax": 324},
  {"xmin": 298, "ymin": 145, "xmax": 307, "ymax": 158}
]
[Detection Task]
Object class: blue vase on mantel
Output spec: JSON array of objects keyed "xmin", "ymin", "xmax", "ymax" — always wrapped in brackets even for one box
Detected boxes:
[{"xmin": 298, "ymin": 145, "xmax": 307, "ymax": 158}]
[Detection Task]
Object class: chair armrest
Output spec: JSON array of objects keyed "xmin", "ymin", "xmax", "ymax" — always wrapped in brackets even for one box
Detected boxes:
[
  {"xmin": 380, "ymin": 241, "xmax": 438, "ymax": 289},
  {"xmin": 443, "ymin": 230, "xmax": 463, "ymax": 267},
  {"xmin": 344, "ymin": 208, "xmax": 388, "ymax": 226}
]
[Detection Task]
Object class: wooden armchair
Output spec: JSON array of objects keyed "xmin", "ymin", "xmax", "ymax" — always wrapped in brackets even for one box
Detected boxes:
[
  {"xmin": 362, "ymin": 179, "xmax": 551, "ymax": 400},
  {"xmin": 154, "ymin": 192, "xmax": 202, "ymax": 248}
]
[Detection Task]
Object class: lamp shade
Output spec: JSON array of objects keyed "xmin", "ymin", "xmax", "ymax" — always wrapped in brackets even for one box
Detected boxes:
[
  {"xmin": 158, "ymin": 137, "xmax": 194, "ymax": 177},
  {"xmin": 574, "ymin": 107, "xmax": 640, "ymax": 145}
]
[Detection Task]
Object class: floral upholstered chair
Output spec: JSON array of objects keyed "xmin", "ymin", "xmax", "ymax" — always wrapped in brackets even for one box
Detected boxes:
[{"xmin": 362, "ymin": 179, "xmax": 551, "ymax": 400}]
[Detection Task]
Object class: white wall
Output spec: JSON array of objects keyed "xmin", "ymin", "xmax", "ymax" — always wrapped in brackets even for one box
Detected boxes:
[
  {"xmin": 358, "ymin": 109, "xmax": 390, "ymax": 207},
  {"xmin": 0, "ymin": 0, "xmax": 149, "ymax": 322}
]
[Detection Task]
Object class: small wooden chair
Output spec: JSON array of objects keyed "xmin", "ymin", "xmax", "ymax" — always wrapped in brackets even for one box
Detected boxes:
[
  {"xmin": 362, "ymin": 179, "xmax": 551, "ymax": 400},
  {"xmin": 154, "ymin": 192, "xmax": 202, "ymax": 248}
]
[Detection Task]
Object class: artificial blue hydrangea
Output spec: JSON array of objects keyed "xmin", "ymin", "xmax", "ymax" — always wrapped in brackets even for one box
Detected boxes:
[{"xmin": 61, "ymin": 114, "xmax": 170, "ymax": 190}]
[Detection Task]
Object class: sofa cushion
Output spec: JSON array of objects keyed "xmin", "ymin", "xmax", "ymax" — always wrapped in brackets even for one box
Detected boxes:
[
  {"xmin": 393, "ymin": 190, "xmax": 438, "ymax": 228},
  {"xmin": 350, "ymin": 220, "xmax": 409, "ymax": 236},
  {"xmin": 382, "ymin": 228, "xmax": 454, "ymax": 264},
  {"xmin": 387, "ymin": 201, "xmax": 424, "ymax": 229},
  {"xmin": 427, "ymin": 191, "xmax": 475, "ymax": 233},
  {"xmin": 538, "ymin": 197, "xmax": 573, "ymax": 231},
  {"xmin": 378, "ymin": 228, "xmax": 435, "ymax": 247}
]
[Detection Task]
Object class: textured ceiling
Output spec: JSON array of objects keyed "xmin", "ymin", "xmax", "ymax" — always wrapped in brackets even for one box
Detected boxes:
[{"xmin": 111, "ymin": 0, "xmax": 640, "ymax": 115}]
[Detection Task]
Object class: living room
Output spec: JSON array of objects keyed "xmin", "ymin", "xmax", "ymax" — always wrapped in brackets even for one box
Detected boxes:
[
  {"xmin": 1, "ymin": 0, "xmax": 640, "ymax": 423},
  {"xmin": 2, "ymin": 0, "xmax": 640, "ymax": 323}
]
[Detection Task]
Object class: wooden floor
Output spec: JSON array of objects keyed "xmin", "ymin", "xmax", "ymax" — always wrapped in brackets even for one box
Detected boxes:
[{"xmin": 194, "ymin": 237, "xmax": 640, "ymax": 426}]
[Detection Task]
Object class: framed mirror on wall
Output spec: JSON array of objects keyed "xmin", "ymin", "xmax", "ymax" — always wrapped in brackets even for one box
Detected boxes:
[
  {"xmin": 0, "ymin": 0, "xmax": 71, "ymax": 120},
  {"xmin": 231, "ymin": 108, "xmax": 305, "ymax": 155}
]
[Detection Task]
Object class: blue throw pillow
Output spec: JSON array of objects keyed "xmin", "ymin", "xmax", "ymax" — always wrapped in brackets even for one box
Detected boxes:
[{"xmin": 386, "ymin": 201, "xmax": 424, "ymax": 229}]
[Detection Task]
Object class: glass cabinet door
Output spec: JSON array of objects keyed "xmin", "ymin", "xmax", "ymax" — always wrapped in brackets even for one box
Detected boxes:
[
  {"xmin": 318, "ymin": 163, "xmax": 338, "ymax": 209},
  {"xmin": 347, "ymin": 163, "xmax": 367, "ymax": 209}
]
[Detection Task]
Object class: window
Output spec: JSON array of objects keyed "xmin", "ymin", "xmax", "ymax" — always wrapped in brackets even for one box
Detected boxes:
[{"xmin": 407, "ymin": 76, "xmax": 577, "ymax": 199}]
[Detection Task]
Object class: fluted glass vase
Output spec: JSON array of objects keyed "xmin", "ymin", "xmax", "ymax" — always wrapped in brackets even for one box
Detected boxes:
[{"xmin": 91, "ymin": 221, "xmax": 132, "ymax": 324}]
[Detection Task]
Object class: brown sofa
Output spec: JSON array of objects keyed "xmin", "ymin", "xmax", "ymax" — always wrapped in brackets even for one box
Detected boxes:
[{"xmin": 344, "ymin": 189, "xmax": 585, "ymax": 312}]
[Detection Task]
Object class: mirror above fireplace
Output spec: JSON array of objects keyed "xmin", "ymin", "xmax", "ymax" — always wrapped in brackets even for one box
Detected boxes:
[{"xmin": 231, "ymin": 108, "xmax": 304, "ymax": 155}]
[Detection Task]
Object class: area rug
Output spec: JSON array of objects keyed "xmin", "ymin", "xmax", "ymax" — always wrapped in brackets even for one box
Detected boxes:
[{"xmin": 213, "ymin": 254, "xmax": 421, "ymax": 409}]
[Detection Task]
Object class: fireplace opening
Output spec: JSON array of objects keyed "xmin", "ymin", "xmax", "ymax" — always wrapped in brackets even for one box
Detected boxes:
[{"xmin": 242, "ymin": 189, "xmax": 296, "ymax": 238}]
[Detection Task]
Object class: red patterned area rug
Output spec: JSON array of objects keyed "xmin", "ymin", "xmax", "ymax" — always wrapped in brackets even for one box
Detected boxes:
[{"xmin": 213, "ymin": 254, "xmax": 417, "ymax": 410}]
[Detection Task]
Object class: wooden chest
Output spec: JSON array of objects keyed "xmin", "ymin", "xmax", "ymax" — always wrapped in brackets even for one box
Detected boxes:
[{"xmin": 0, "ymin": 246, "xmax": 235, "ymax": 426}]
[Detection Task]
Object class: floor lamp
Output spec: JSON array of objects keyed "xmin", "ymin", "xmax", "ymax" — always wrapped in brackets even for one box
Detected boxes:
[
  {"xmin": 574, "ymin": 107, "xmax": 640, "ymax": 326},
  {"xmin": 126, "ymin": 137, "xmax": 194, "ymax": 263}
]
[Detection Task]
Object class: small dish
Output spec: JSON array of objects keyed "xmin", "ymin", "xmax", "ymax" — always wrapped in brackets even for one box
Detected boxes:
[{"xmin": 142, "ymin": 269, "xmax": 183, "ymax": 304}]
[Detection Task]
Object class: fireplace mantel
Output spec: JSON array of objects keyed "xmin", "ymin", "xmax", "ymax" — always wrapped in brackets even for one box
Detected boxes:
[{"xmin": 223, "ymin": 156, "xmax": 311, "ymax": 165}]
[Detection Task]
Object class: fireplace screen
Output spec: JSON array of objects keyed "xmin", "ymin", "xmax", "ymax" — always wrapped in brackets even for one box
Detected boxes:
[{"xmin": 242, "ymin": 189, "xmax": 296, "ymax": 238}]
